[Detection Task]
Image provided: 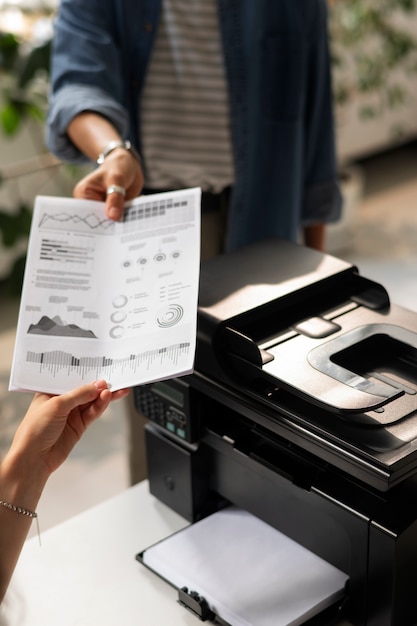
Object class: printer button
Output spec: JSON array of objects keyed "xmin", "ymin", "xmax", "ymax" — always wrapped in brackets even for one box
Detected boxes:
[{"xmin": 293, "ymin": 316, "xmax": 341, "ymax": 339}]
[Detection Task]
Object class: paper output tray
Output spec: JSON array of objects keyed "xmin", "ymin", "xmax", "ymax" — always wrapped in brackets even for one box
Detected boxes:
[{"xmin": 136, "ymin": 507, "xmax": 348, "ymax": 626}]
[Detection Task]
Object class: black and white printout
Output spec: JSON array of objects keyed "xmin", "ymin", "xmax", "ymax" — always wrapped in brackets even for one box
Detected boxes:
[{"xmin": 9, "ymin": 188, "xmax": 201, "ymax": 394}]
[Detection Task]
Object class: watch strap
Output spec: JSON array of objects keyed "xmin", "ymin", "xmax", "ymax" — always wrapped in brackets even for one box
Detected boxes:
[{"xmin": 97, "ymin": 140, "xmax": 141, "ymax": 165}]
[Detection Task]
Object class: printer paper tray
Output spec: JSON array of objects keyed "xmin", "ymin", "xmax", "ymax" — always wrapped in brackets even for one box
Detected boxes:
[{"xmin": 137, "ymin": 506, "xmax": 348, "ymax": 626}]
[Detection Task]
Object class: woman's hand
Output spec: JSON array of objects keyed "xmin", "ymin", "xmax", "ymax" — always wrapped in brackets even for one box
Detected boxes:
[
  {"xmin": 0, "ymin": 381, "xmax": 129, "ymax": 603},
  {"xmin": 9, "ymin": 381, "xmax": 130, "ymax": 480}
]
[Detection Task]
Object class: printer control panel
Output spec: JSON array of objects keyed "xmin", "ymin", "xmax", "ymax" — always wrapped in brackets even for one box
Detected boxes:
[{"xmin": 134, "ymin": 377, "xmax": 199, "ymax": 443}]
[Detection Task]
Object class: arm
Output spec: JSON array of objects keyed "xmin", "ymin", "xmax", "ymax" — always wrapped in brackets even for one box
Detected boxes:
[
  {"xmin": 0, "ymin": 381, "xmax": 129, "ymax": 602},
  {"xmin": 47, "ymin": 0, "xmax": 130, "ymax": 164},
  {"xmin": 46, "ymin": 0, "xmax": 145, "ymax": 220},
  {"xmin": 67, "ymin": 113, "xmax": 144, "ymax": 221}
]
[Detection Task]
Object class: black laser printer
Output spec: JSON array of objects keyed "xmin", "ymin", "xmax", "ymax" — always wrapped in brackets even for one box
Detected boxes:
[{"xmin": 134, "ymin": 238, "xmax": 417, "ymax": 626}]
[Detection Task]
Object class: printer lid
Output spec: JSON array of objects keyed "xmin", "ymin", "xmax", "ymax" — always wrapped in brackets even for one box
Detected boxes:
[
  {"xmin": 197, "ymin": 238, "xmax": 396, "ymax": 415},
  {"xmin": 198, "ymin": 237, "xmax": 355, "ymax": 322},
  {"xmin": 195, "ymin": 238, "xmax": 417, "ymax": 491}
]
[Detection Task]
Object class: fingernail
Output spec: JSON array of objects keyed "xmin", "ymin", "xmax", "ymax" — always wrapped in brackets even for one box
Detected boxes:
[{"xmin": 108, "ymin": 207, "xmax": 119, "ymax": 220}]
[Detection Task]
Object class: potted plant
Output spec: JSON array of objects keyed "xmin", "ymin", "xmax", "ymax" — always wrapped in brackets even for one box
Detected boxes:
[
  {"xmin": 328, "ymin": 0, "xmax": 417, "ymax": 144},
  {"xmin": 326, "ymin": 0, "xmax": 417, "ymax": 252},
  {"xmin": 0, "ymin": 23, "xmax": 52, "ymax": 291},
  {"xmin": 0, "ymin": 5, "xmax": 83, "ymax": 293}
]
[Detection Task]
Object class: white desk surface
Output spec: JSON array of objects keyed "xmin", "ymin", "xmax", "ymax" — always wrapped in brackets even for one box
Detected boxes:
[{"xmin": 0, "ymin": 481, "xmax": 351, "ymax": 626}]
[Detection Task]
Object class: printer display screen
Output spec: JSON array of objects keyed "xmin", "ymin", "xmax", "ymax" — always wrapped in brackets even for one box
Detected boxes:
[{"xmin": 151, "ymin": 381, "xmax": 184, "ymax": 407}]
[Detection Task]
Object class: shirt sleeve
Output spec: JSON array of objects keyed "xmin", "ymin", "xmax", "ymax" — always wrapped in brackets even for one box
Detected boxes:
[
  {"xmin": 45, "ymin": 0, "xmax": 130, "ymax": 164},
  {"xmin": 301, "ymin": 0, "xmax": 342, "ymax": 226},
  {"xmin": 46, "ymin": 84, "xmax": 129, "ymax": 164}
]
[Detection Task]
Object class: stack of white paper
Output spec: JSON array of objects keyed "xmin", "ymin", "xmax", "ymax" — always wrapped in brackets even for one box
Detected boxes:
[{"xmin": 142, "ymin": 506, "xmax": 348, "ymax": 626}]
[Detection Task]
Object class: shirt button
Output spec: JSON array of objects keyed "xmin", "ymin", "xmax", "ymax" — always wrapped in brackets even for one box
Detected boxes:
[{"xmin": 143, "ymin": 21, "xmax": 153, "ymax": 32}]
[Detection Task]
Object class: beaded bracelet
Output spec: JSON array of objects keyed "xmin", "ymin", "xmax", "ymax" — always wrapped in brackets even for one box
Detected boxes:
[{"xmin": 0, "ymin": 499, "xmax": 41, "ymax": 545}]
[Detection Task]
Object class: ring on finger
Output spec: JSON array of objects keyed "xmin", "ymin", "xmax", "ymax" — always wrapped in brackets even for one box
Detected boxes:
[{"xmin": 106, "ymin": 184, "xmax": 126, "ymax": 197}]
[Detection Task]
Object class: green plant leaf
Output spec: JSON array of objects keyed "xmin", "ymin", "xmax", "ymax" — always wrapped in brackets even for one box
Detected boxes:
[
  {"xmin": 0, "ymin": 212, "xmax": 19, "ymax": 246},
  {"xmin": 359, "ymin": 105, "xmax": 379, "ymax": 120},
  {"xmin": 0, "ymin": 32, "xmax": 20, "ymax": 72},
  {"xmin": 25, "ymin": 102, "xmax": 46, "ymax": 123},
  {"xmin": 4, "ymin": 254, "xmax": 26, "ymax": 295},
  {"xmin": 18, "ymin": 40, "xmax": 51, "ymax": 90},
  {"xmin": 17, "ymin": 204, "xmax": 32, "ymax": 236},
  {"xmin": 0, "ymin": 205, "xmax": 31, "ymax": 247},
  {"xmin": 328, "ymin": 0, "xmax": 417, "ymax": 125},
  {"xmin": 0, "ymin": 102, "xmax": 21, "ymax": 135}
]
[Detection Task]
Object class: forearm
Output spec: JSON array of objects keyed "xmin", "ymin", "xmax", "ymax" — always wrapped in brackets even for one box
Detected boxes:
[
  {"xmin": 0, "ymin": 381, "xmax": 126, "ymax": 603},
  {"xmin": 0, "ymin": 452, "xmax": 48, "ymax": 603},
  {"xmin": 67, "ymin": 112, "xmax": 123, "ymax": 162}
]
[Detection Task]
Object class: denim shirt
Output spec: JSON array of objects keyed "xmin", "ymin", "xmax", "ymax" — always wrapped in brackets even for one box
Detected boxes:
[{"xmin": 47, "ymin": 0, "xmax": 341, "ymax": 251}]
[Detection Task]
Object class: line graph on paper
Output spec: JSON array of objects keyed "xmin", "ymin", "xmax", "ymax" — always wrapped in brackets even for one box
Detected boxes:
[
  {"xmin": 25, "ymin": 343, "xmax": 191, "ymax": 379},
  {"xmin": 38, "ymin": 211, "xmax": 116, "ymax": 235},
  {"xmin": 37, "ymin": 195, "xmax": 194, "ymax": 237}
]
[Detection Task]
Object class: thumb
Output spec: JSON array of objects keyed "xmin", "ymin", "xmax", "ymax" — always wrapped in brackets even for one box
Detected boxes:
[
  {"xmin": 54, "ymin": 380, "xmax": 109, "ymax": 415},
  {"xmin": 106, "ymin": 185, "xmax": 126, "ymax": 221}
]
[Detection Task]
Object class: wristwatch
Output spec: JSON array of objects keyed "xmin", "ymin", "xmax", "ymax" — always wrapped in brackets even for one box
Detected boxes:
[{"xmin": 97, "ymin": 140, "xmax": 142, "ymax": 165}]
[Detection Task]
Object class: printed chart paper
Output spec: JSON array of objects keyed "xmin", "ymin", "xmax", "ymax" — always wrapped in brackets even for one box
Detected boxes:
[{"xmin": 9, "ymin": 188, "xmax": 201, "ymax": 394}]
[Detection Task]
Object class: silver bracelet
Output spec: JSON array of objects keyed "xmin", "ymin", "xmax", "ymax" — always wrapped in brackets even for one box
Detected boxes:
[
  {"xmin": 97, "ymin": 139, "xmax": 142, "ymax": 166},
  {"xmin": 0, "ymin": 499, "xmax": 41, "ymax": 545}
]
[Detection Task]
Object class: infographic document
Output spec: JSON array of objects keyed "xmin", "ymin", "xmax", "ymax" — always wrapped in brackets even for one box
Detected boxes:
[{"xmin": 9, "ymin": 188, "xmax": 201, "ymax": 394}]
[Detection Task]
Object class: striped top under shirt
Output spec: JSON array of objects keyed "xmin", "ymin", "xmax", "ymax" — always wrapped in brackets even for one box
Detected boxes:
[{"xmin": 140, "ymin": 0, "xmax": 234, "ymax": 194}]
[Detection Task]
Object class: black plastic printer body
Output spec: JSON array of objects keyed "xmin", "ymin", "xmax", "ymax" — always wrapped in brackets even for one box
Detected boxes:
[{"xmin": 135, "ymin": 238, "xmax": 417, "ymax": 625}]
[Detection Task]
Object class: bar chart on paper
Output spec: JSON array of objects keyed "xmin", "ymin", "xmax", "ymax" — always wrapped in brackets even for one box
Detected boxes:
[{"xmin": 25, "ymin": 343, "xmax": 192, "ymax": 378}]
